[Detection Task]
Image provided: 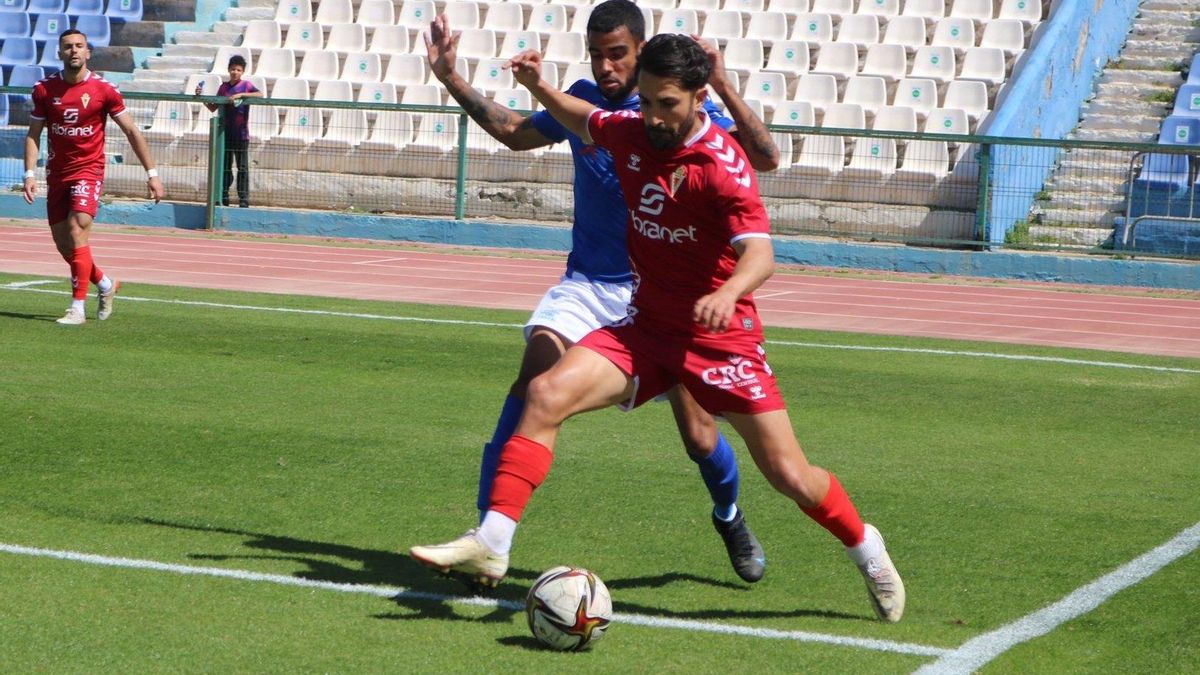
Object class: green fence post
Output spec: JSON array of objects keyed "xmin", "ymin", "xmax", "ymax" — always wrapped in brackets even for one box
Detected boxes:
[
  {"xmin": 205, "ymin": 106, "xmax": 226, "ymax": 231},
  {"xmin": 455, "ymin": 112, "xmax": 468, "ymax": 220},
  {"xmin": 974, "ymin": 142, "xmax": 992, "ymax": 244}
]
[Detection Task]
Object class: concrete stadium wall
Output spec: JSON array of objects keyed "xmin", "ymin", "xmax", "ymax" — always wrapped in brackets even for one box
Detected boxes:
[
  {"xmin": 2, "ymin": 193, "xmax": 1196, "ymax": 290},
  {"xmin": 983, "ymin": 0, "xmax": 1142, "ymax": 244}
]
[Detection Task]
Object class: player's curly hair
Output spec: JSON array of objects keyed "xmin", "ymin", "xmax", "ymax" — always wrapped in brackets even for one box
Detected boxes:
[
  {"xmin": 587, "ymin": 0, "xmax": 646, "ymax": 42},
  {"xmin": 636, "ymin": 34, "xmax": 711, "ymax": 91}
]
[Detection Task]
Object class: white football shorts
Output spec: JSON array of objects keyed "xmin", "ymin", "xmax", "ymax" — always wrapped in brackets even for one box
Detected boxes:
[{"xmin": 525, "ymin": 272, "xmax": 633, "ymax": 343}]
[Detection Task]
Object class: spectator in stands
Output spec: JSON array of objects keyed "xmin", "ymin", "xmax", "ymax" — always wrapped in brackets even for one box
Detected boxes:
[
  {"xmin": 196, "ymin": 54, "xmax": 261, "ymax": 207},
  {"xmin": 415, "ymin": 0, "xmax": 781, "ymax": 587}
]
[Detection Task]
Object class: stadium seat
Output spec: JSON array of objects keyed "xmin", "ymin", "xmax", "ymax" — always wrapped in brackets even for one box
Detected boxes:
[
  {"xmin": 493, "ymin": 87, "xmax": 533, "ymax": 111},
  {"xmin": 949, "ymin": 0, "xmax": 991, "ymax": 23},
  {"xmin": 809, "ymin": 42, "xmax": 858, "ymax": 82},
  {"xmin": 657, "ymin": 9, "xmax": 699, "ymax": 35},
  {"xmin": 743, "ymin": 71, "xmax": 787, "ymax": 111},
  {"xmin": 792, "ymin": 72, "xmax": 837, "ymax": 116},
  {"xmin": 355, "ymin": 0, "xmax": 393, "ymax": 29},
  {"xmin": 540, "ymin": 61, "xmax": 561, "ymax": 91},
  {"xmin": 701, "ymin": 10, "xmax": 743, "ymax": 41},
  {"xmin": 560, "ymin": 61, "xmax": 593, "ymax": 88},
  {"xmin": 726, "ymin": 0, "xmax": 766, "ymax": 14},
  {"xmin": 528, "ymin": 5, "xmax": 567, "ymax": 34},
  {"xmin": 794, "ymin": 130, "xmax": 844, "ymax": 175},
  {"xmin": 470, "ymin": 57, "xmax": 513, "ymax": 94},
  {"xmin": 895, "ymin": 139, "xmax": 948, "ymax": 181},
  {"xmin": 836, "ymin": 15, "xmax": 880, "ymax": 47},
  {"xmin": 297, "ymin": 50, "xmax": 338, "ymax": 81},
  {"xmin": 274, "ymin": 0, "xmax": 312, "ymax": 24},
  {"xmin": 0, "ymin": 37, "xmax": 37, "ymax": 71},
  {"xmin": 881, "ymin": 15, "xmax": 926, "ymax": 54},
  {"xmin": 844, "ymin": 134, "xmax": 897, "ymax": 181},
  {"xmin": 767, "ymin": 0, "xmax": 810, "ymax": 16},
  {"xmin": 325, "ymin": 23, "xmax": 366, "ymax": 54},
  {"xmin": 1133, "ymin": 152, "xmax": 1189, "ymax": 193},
  {"xmin": 860, "ymin": 43, "xmax": 906, "ymax": 83},
  {"xmin": 31, "ymin": 13, "xmax": 67, "ymax": 43},
  {"xmin": 254, "ymin": 48, "xmax": 296, "ymax": 81},
  {"xmin": 314, "ymin": 0, "xmax": 352, "ymax": 25},
  {"xmin": 396, "ymin": 0, "xmax": 435, "ymax": 31},
  {"xmin": 924, "ymin": 107, "xmax": 968, "ymax": 135},
  {"xmin": 568, "ymin": 5, "xmax": 592, "ymax": 33},
  {"xmin": 822, "ymin": 102, "xmax": 865, "ymax": 130},
  {"xmin": 543, "ymin": 31, "xmax": 585, "ymax": 66},
  {"xmin": 0, "ymin": 0, "xmax": 29, "ymax": 12},
  {"xmin": 312, "ymin": 107, "xmax": 368, "ymax": 171},
  {"xmin": 745, "ymin": 11, "xmax": 788, "ymax": 41},
  {"xmin": 900, "ymin": 0, "xmax": 943, "ymax": 24},
  {"xmin": 74, "ymin": 14, "xmax": 110, "ymax": 46},
  {"xmin": 342, "ymin": 52, "xmax": 381, "ymax": 84},
  {"xmin": 0, "ymin": 94, "xmax": 8, "ymax": 126},
  {"xmin": 1189, "ymin": 54, "xmax": 1200, "ymax": 85},
  {"xmin": 842, "ymin": 75, "xmax": 887, "ymax": 118},
  {"xmin": 442, "ymin": 1, "xmax": 481, "ymax": 29},
  {"xmin": 810, "ymin": 0, "xmax": 851, "ymax": 13},
  {"xmin": 408, "ymin": 113, "xmax": 461, "ymax": 178},
  {"xmin": 142, "ymin": 100, "xmax": 192, "ymax": 144},
  {"xmin": 763, "ymin": 40, "xmax": 809, "ymax": 76},
  {"xmin": 242, "ymin": 20, "xmax": 282, "ymax": 51},
  {"xmin": 314, "ymin": 79, "xmax": 352, "ymax": 101},
  {"xmin": 773, "ymin": 100, "xmax": 815, "ymax": 127},
  {"xmin": 36, "ymin": 41, "xmax": 61, "ymax": 69},
  {"xmin": 959, "ymin": 48, "xmax": 1006, "ymax": 88},
  {"xmin": 104, "ymin": 0, "xmax": 141, "ymax": 23},
  {"xmin": 283, "ymin": 22, "xmax": 322, "ymax": 53},
  {"xmin": 998, "ymin": 0, "xmax": 1042, "ymax": 27},
  {"xmin": 483, "ymin": 3, "xmax": 523, "ymax": 32},
  {"xmin": 1174, "ymin": 83, "xmax": 1200, "ymax": 117},
  {"xmin": 360, "ymin": 110, "xmax": 414, "ymax": 152},
  {"xmin": 7, "ymin": 63, "xmax": 43, "ymax": 110},
  {"xmin": 893, "ymin": 77, "xmax": 937, "ymax": 122},
  {"xmin": 1160, "ymin": 115, "xmax": 1200, "ymax": 145},
  {"xmin": 248, "ymin": 98, "xmax": 280, "ymax": 140},
  {"xmin": 27, "ymin": 0, "xmax": 64, "ymax": 11},
  {"xmin": 678, "ymin": 0, "xmax": 720, "ymax": 10},
  {"xmin": 382, "ymin": 53, "xmax": 426, "ymax": 87},
  {"xmin": 0, "ymin": 10, "xmax": 30, "ymax": 38},
  {"xmin": 400, "ymin": 83, "xmax": 442, "ymax": 106},
  {"xmin": 722, "ymin": 38, "xmax": 764, "ymax": 77},
  {"xmin": 871, "ymin": 104, "xmax": 917, "ymax": 131},
  {"xmin": 931, "ymin": 17, "xmax": 975, "ymax": 56},
  {"xmin": 64, "ymin": 0, "xmax": 101, "ymax": 16},
  {"xmin": 792, "ymin": 13, "xmax": 833, "ymax": 45},
  {"xmin": 857, "ymin": 0, "xmax": 899, "ymax": 22},
  {"xmin": 270, "ymin": 76, "xmax": 310, "ymax": 99},
  {"xmin": 368, "ymin": 25, "xmax": 409, "ymax": 55},
  {"xmin": 209, "ymin": 46, "xmax": 253, "ymax": 75},
  {"xmin": 943, "ymin": 79, "xmax": 989, "ymax": 123},
  {"xmin": 455, "ymin": 28, "xmax": 497, "ymax": 61},
  {"xmin": 183, "ymin": 72, "xmax": 220, "ymax": 96},
  {"xmin": 979, "ymin": 19, "xmax": 1026, "ymax": 58},
  {"xmin": 499, "ymin": 30, "xmax": 541, "ymax": 58},
  {"xmin": 271, "ymin": 105, "xmax": 324, "ymax": 169},
  {"xmin": 357, "ymin": 80, "xmax": 396, "ymax": 105},
  {"xmin": 423, "ymin": 55, "xmax": 467, "ymax": 89},
  {"xmin": 909, "ymin": 46, "xmax": 955, "ymax": 85}
]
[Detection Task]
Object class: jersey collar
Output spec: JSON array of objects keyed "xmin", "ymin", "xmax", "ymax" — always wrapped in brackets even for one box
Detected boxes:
[{"xmin": 681, "ymin": 111, "xmax": 713, "ymax": 149}]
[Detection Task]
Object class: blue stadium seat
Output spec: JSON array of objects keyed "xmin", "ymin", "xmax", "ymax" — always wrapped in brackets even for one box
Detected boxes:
[
  {"xmin": 1135, "ymin": 152, "xmax": 1189, "ymax": 192},
  {"xmin": 0, "ymin": 94, "xmax": 9, "ymax": 127},
  {"xmin": 37, "ymin": 41, "xmax": 61, "ymax": 69},
  {"xmin": 0, "ymin": 10, "xmax": 30, "ymax": 38},
  {"xmin": 0, "ymin": 37, "xmax": 37, "ymax": 73},
  {"xmin": 1174, "ymin": 83, "xmax": 1200, "ymax": 117},
  {"xmin": 103, "ymin": 0, "xmax": 140, "ymax": 23},
  {"xmin": 0, "ymin": 0, "xmax": 30, "ymax": 12},
  {"xmin": 1190, "ymin": 53, "xmax": 1200, "ymax": 85},
  {"xmin": 31, "ymin": 12, "xmax": 67, "ymax": 42},
  {"xmin": 27, "ymin": 0, "xmax": 64, "ymax": 12},
  {"xmin": 64, "ymin": 0, "xmax": 102, "ymax": 15},
  {"xmin": 1159, "ymin": 115, "xmax": 1200, "ymax": 145},
  {"xmin": 73, "ymin": 13, "xmax": 109, "ymax": 46},
  {"xmin": 6, "ymin": 63, "xmax": 42, "ymax": 114}
]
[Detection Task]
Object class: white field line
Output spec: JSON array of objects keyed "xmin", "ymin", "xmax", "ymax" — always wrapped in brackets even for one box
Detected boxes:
[
  {"xmin": 4, "ymin": 282, "xmax": 1199, "ymax": 374},
  {"xmin": 0, "ymin": 542, "xmax": 949, "ymax": 658},
  {"xmin": 914, "ymin": 521, "xmax": 1200, "ymax": 674}
]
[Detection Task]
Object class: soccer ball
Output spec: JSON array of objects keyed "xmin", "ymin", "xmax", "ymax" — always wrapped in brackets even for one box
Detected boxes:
[{"xmin": 525, "ymin": 566, "xmax": 613, "ymax": 651}]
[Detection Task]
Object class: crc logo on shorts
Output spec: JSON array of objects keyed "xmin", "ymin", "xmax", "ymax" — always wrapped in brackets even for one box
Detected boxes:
[{"xmin": 701, "ymin": 356, "xmax": 761, "ymax": 392}]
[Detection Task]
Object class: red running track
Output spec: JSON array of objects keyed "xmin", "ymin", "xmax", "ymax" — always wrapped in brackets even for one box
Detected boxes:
[{"xmin": 2, "ymin": 223, "xmax": 1199, "ymax": 359}]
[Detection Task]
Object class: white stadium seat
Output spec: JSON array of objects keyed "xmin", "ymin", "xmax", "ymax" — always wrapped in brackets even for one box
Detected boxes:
[
  {"xmin": 931, "ymin": 17, "xmax": 976, "ymax": 56},
  {"xmin": 743, "ymin": 71, "xmax": 787, "ymax": 111},
  {"xmin": 483, "ymin": 3, "xmax": 524, "ymax": 32},
  {"xmin": 871, "ymin": 104, "xmax": 917, "ymax": 131},
  {"xmin": 342, "ymin": 52, "xmax": 382, "ymax": 84},
  {"xmin": 764, "ymin": 40, "xmax": 809, "ymax": 76},
  {"xmin": 313, "ymin": 79, "xmax": 353, "ymax": 101},
  {"xmin": 901, "ymin": 0, "xmax": 944, "ymax": 24},
  {"xmin": 369, "ymin": 25, "xmax": 410, "ymax": 55},
  {"xmin": 882, "ymin": 15, "xmax": 926, "ymax": 54},
  {"xmin": 297, "ymin": 50, "xmax": 339, "ymax": 81},
  {"xmin": 382, "ymin": 53, "xmax": 426, "ymax": 87},
  {"xmin": 355, "ymin": 0, "xmax": 394, "ymax": 29},
  {"xmin": 836, "ymin": 15, "xmax": 879, "ymax": 47},
  {"xmin": 980, "ymin": 19, "xmax": 1026, "ymax": 58},
  {"xmin": 909, "ymin": 45, "xmax": 956, "ymax": 85},
  {"xmin": 772, "ymin": 100, "xmax": 815, "ymax": 127},
  {"xmin": 998, "ymin": 0, "xmax": 1042, "ymax": 27},
  {"xmin": 543, "ymin": 31, "xmax": 585, "ymax": 66},
  {"xmin": 528, "ymin": 5, "xmax": 568, "ymax": 34},
  {"xmin": 282, "ymin": 21, "xmax": 322, "ymax": 53},
  {"xmin": 241, "ymin": 20, "xmax": 282, "ymax": 51},
  {"xmin": 314, "ymin": 0, "xmax": 352, "ymax": 25},
  {"xmin": 809, "ymin": 42, "xmax": 858, "ymax": 82},
  {"xmin": 442, "ymin": 1, "xmax": 481, "ymax": 29},
  {"xmin": 471, "ymin": 58, "xmax": 514, "ymax": 94},
  {"xmin": 271, "ymin": 76, "xmax": 311, "ymax": 100},
  {"xmin": 842, "ymin": 75, "xmax": 887, "ymax": 118},
  {"xmin": 949, "ymin": 0, "xmax": 992, "ymax": 23},
  {"xmin": 254, "ymin": 48, "xmax": 296, "ymax": 81},
  {"xmin": 943, "ymin": 79, "xmax": 989, "ymax": 123},
  {"xmin": 657, "ymin": 9, "xmax": 699, "ymax": 35},
  {"xmin": 792, "ymin": 73, "xmax": 837, "ymax": 116},
  {"xmin": 499, "ymin": 30, "xmax": 541, "ymax": 58},
  {"xmin": 209, "ymin": 46, "xmax": 252, "ymax": 75},
  {"xmin": 745, "ymin": 11, "xmax": 788, "ymax": 42},
  {"xmin": 325, "ymin": 23, "xmax": 366, "ymax": 55},
  {"xmin": 723, "ymin": 38, "xmax": 765, "ymax": 77},
  {"xmin": 274, "ymin": 0, "xmax": 312, "ymax": 24},
  {"xmin": 396, "ymin": 0, "xmax": 435, "ymax": 30},
  {"xmin": 792, "ymin": 13, "xmax": 833, "ymax": 45},
  {"xmin": 701, "ymin": 10, "xmax": 743, "ymax": 41},
  {"xmin": 893, "ymin": 77, "xmax": 937, "ymax": 122},
  {"xmin": 959, "ymin": 47, "xmax": 1007, "ymax": 88}
]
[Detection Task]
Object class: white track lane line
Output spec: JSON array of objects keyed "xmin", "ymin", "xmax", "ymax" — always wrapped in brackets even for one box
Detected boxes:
[
  {"xmin": 914, "ymin": 522, "xmax": 1200, "ymax": 674},
  {"xmin": 0, "ymin": 542, "xmax": 949, "ymax": 658},
  {"xmin": 4, "ymin": 283, "xmax": 1198, "ymax": 374}
]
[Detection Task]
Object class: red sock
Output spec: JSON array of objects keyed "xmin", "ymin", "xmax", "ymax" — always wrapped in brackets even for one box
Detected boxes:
[
  {"xmin": 799, "ymin": 473, "xmax": 866, "ymax": 547},
  {"xmin": 488, "ymin": 435, "xmax": 554, "ymax": 522},
  {"xmin": 89, "ymin": 256, "xmax": 105, "ymax": 284},
  {"xmin": 69, "ymin": 246, "xmax": 94, "ymax": 301}
]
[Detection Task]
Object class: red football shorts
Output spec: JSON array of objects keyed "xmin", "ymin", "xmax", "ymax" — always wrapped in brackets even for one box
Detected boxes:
[
  {"xmin": 576, "ymin": 321, "xmax": 787, "ymax": 415},
  {"xmin": 46, "ymin": 178, "xmax": 103, "ymax": 225}
]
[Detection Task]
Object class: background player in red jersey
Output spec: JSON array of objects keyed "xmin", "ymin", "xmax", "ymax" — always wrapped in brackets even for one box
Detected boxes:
[
  {"xmin": 411, "ymin": 34, "xmax": 906, "ymax": 623},
  {"xmin": 22, "ymin": 29, "xmax": 164, "ymax": 325}
]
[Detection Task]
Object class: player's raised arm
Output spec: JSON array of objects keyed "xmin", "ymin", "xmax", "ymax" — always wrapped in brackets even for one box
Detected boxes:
[
  {"xmin": 693, "ymin": 237, "xmax": 775, "ymax": 333},
  {"xmin": 113, "ymin": 112, "xmax": 164, "ymax": 202},
  {"xmin": 23, "ymin": 118, "xmax": 45, "ymax": 204},
  {"xmin": 508, "ymin": 50, "xmax": 598, "ymax": 142},
  {"xmin": 691, "ymin": 36, "xmax": 780, "ymax": 172}
]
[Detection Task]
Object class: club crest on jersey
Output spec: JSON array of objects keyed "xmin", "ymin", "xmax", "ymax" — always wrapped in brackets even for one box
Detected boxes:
[
  {"xmin": 81, "ymin": 93, "xmax": 92, "ymax": 109},
  {"xmin": 669, "ymin": 166, "xmax": 686, "ymax": 196},
  {"xmin": 627, "ymin": 153, "xmax": 641, "ymax": 172}
]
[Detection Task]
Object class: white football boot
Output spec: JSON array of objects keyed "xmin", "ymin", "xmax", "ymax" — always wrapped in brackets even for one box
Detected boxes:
[
  {"xmin": 97, "ymin": 280, "xmax": 120, "ymax": 321},
  {"xmin": 56, "ymin": 306, "xmax": 87, "ymax": 325},
  {"xmin": 410, "ymin": 529, "xmax": 509, "ymax": 590},
  {"xmin": 849, "ymin": 524, "xmax": 906, "ymax": 623}
]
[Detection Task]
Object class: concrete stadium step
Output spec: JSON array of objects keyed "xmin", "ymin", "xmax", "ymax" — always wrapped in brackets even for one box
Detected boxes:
[
  {"xmin": 225, "ymin": 7, "xmax": 274, "ymax": 21},
  {"xmin": 1071, "ymin": 127, "xmax": 1158, "ymax": 143},
  {"xmin": 211, "ymin": 22, "xmax": 250, "ymax": 36},
  {"xmin": 1027, "ymin": 226, "xmax": 1115, "ymax": 245},
  {"xmin": 118, "ymin": 78, "xmax": 186, "ymax": 94},
  {"xmin": 162, "ymin": 44, "xmax": 223, "ymax": 59},
  {"xmin": 1122, "ymin": 40, "xmax": 1200, "ymax": 61},
  {"xmin": 1081, "ymin": 113, "xmax": 1173, "ymax": 134},
  {"xmin": 173, "ymin": 30, "xmax": 241, "ymax": 46},
  {"xmin": 145, "ymin": 55, "xmax": 213, "ymax": 71},
  {"xmin": 1098, "ymin": 69, "xmax": 1189, "ymax": 88}
]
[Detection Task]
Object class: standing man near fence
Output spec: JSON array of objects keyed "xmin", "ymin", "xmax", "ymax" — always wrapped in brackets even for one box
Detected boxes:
[
  {"xmin": 197, "ymin": 54, "xmax": 261, "ymax": 208},
  {"xmin": 417, "ymin": 0, "xmax": 782, "ymax": 586},
  {"xmin": 23, "ymin": 29, "xmax": 164, "ymax": 325}
]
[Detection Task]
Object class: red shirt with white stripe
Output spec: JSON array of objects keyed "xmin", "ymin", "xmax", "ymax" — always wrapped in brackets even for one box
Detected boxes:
[
  {"xmin": 585, "ymin": 108, "xmax": 772, "ymax": 343},
  {"xmin": 30, "ymin": 71, "xmax": 126, "ymax": 182}
]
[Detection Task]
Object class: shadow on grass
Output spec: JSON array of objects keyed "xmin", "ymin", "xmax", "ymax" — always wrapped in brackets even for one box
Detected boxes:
[
  {"xmin": 0, "ymin": 310, "xmax": 57, "ymax": 322},
  {"xmin": 138, "ymin": 517, "xmax": 864, "ymax": 624}
]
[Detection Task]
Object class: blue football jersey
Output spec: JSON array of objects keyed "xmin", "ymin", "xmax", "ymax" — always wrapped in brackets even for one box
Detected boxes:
[{"xmin": 529, "ymin": 79, "xmax": 733, "ymax": 283}]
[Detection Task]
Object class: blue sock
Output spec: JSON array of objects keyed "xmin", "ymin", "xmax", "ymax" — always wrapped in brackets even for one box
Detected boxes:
[
  {"xmin": 477, "ymin": 394, "xmax": 525, "ymax": 517},
  {"xmin": 690, "ymin": 432, "xmax": 739, "ymax": 519}
]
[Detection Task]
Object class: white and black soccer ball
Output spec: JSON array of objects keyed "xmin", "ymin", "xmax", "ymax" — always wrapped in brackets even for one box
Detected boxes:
[{"xmin": 525, "ymin": 565, "xmax": 613, "ymax": 651}]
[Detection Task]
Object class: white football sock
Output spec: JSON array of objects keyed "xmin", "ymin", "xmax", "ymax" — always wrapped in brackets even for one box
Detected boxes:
[
  {"xmin": 71, "ymin": 299, "xmax": 85, "ymax": 312},
  {"xmin": 477, "ymin": 511, "xmax": 517, "ymax": 555},
  {"xmin": 97, "ymin": 276, "xmax": 113, "ymax": 293},
  {"xmin": 846, "ymin": 525, "xmax": 884, "ymax": 566}
]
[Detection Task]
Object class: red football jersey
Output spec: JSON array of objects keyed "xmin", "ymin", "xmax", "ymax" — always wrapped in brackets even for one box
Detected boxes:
[
  {"xmin": 31, "ymin": 71, "xmax": 126, "ymax": 182},
  {"xmin": 586, "ymin": 109, "xmax": 772, "ymax": 343}
]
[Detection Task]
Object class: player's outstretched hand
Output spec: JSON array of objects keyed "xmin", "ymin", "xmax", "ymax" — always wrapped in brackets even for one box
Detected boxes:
[
  {"xmin": 694, "ymin": 289, "xmax": 738, "ymax": 333},
  {"xmin": 505, "ymin": 50, "xmax": 543, "ymax": 89},
  {"xmin": 147, "ymin": 176, "xmax": 164, "ymax": 203},
  {"xmin": 425, "ymin": 14, "xmax": 460, "ymax": 82},
  {"xmin": 22, "ymin": 176, "xmax": 36, "ymax": 204}
]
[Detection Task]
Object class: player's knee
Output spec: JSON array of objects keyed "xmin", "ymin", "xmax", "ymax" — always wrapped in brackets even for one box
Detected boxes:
[
  {"xmin": 681, "ymin": 424, "xmax": 718, "ymax": 457},
  {"xmin": 524, "ymin": 371, "xmax": 570, "ymax": 423}
]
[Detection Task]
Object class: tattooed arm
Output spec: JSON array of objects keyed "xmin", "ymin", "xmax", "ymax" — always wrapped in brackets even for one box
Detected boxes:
[{"xmin": 692, "ymin": 36, "xmax": 781, "ymax": 172}]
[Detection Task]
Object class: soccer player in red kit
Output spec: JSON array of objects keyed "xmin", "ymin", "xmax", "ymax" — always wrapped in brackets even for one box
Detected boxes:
[
  {"xmin": 411, "ymin": 34, "xmax": 906, "ymax": 623},
  {"xmin": 22, "ymin": 29, "xmax": 165, "ymax": 325}
]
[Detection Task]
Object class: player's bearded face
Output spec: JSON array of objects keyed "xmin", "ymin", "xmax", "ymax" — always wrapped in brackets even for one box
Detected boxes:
[
  {"xmin": 58, "ymin": 36, "xmax": 89, "ymax": 71},
  {"xmin": 587, "ymin": 27, "xmax": 640, "ymax": 102},
  {"xmin": 638, "ymin": 73, "xmax": 705, "ymax": 151}
]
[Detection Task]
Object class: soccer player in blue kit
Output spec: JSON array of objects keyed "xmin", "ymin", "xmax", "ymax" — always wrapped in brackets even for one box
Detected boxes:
[{"xmin": 416, "ymin": 0, "xmax": 781, "ymax": 585}]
